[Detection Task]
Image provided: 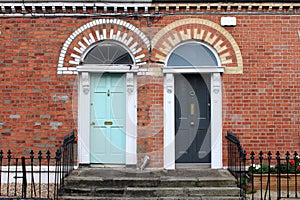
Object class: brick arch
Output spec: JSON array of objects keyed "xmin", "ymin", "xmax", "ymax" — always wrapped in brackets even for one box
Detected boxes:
[
  {"xmin": 57, "ymin": 19, "xmax": 150, "ymax": 75},
  {"xmin": 152, "ymin": 18, "xmax": 243, "ymax": 74}
]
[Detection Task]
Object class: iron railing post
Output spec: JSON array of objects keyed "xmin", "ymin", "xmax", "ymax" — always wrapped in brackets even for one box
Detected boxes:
[
  {"xmin": 259, "ymin": 151, "xmax": 263, "ymax": 199},
  {"xmin": 250, "ymin": 151, "xmax": 255, "ymax": 200},
  {"xmin": 38, "ymin": 150, "xmax": 42, "ymax": 197},
  {"xmin": 276, "ymin": 151, "xmax": 281, "ymax": 200},
  {"xmin": 286, "ymin": 151, "xmax": 290, "ymax": 198},
  {"xmin": 7, "ymin": 150, "xmax": 11, "ymax": 196},
  {"xmin": 46, "ymin": 150, "xmax": 51, "ymax": 199},
  {"xmin": 14, "ymin": 158, "xmax": 18, "ymax": 196},
  {"xmin": 21, "ymin": 156, "xmax": 27, "ymax": 198},
  {"xmin": 293, "ymin": 151, "xmax": 298, "ymax": 198}
]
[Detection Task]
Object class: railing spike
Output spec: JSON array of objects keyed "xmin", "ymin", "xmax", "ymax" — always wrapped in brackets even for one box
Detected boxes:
[
  {"xmin": 46, "ymin": 150, "xmax": 51, "ymax": 158},
  {"xmin": 286, "ymin": 151, "xmax": 290, "ymax": 160},
  {"xmin": 38, "ymin": 150, "xmax": 42, "ymax": 159},
  {"xmin": 30, "ymin": 150, "xmax": 34, "ymax": 159},
  {"xmin": 7, "ymin": 150, "xmax": 12, "ymax": 159},
  {"xmin": 267, "ymin": 151, "xmax": 272, "ymax": 157},
  {"xmin": 276, "ymin": 151, "xmax": 281, "ymax": 161},
  {"xmin": 294, "ymin": 151, "xmax": 298, "ymax": 157}
]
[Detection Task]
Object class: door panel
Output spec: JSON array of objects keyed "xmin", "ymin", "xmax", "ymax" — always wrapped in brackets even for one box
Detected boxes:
[
  {"xmin": 175, "ymin": 74, "xmax": 211, "ymax": 163},
  {"xmin": 90, "ymin": 73, "xmax": 126, "ymax": 164}
]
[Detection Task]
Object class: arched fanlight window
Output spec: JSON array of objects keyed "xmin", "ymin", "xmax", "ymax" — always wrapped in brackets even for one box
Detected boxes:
[
  {"xmin": 82, "ymin": 41, "xmax": 134, "ymax": 65},
  {"xmin": 167, "ymin": 41, "xmax": 219, "ymax": 67}
]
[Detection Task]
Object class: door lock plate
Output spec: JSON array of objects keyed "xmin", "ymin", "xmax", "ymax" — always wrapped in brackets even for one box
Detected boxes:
[{"xmin": 190, "ymin": 103, "xmax": 195, "ymax": 115}]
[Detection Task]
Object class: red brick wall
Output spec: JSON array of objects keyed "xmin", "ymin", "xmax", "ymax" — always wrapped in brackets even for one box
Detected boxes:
[
  {"xmin": 0, "ymin": 15, "xmax": 299, "ymax": 166},
  {"xmin": 222, "ymin": 15, "xmax": 300, "ymax": 163},
  {"xmin": 0, "ymin": 18, "xmax": 78, "ymax": 155},
  {"xmin": 137, "ymin": 75, "xmax": 164, "ymax": 167}
]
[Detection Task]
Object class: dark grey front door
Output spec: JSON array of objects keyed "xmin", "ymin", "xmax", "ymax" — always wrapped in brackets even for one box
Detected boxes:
[{"xmin": 175, "ymin": 74, "xmax": 211, "ymax": 163}]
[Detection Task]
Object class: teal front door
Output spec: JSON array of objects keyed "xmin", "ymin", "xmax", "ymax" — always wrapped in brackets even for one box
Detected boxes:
[{"xmin": 90, "ymin": 73, "xmax": 126, "ymax": 164}]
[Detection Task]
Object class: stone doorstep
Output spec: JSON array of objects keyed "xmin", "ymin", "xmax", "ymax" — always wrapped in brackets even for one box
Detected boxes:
[
  {"xmin": 65, "ymin": 168, "xmax": 236, "ymax": 182},
  {"xmin": 73, "ymin": 168, "xmax": 233, "ymax": 178},
  {"xmin": 63, "ymin": 186, "xmax": 240, "ymax": 197},
  {"xmin": 124, "ymin": 187, "xmax": 240, "ymax": 196},
  {"xmin": 64, "ymin": 176, "xmax": 236, "ymax": 188},
  {"xmin": 60, "ymin": 196, "xmax": 242, "ymax": 200},
  {"xmin": 59, "ymin": 196, "xmax": 204, "ymax": 200},
  {"xmin": 61, "ymin": 168, "xmax": 241, "ymax": 199}
]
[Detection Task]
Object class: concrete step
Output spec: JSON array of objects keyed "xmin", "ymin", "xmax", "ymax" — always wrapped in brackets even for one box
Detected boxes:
[
  {"xmin": 60, "ymin": 168, "xmax": 241, "ymax": 199},
  {"xmin": 62, "ymin": 186, "xmax": 240, "ymax": 197},
  {"xmin": 63, "ymin": 176, "xmax": 237, "ymax": 188},
  {"xmin": 59, "ymin": 196, "xmax": 203, "ymax": 200},
  {"xmin": 125, "ymin": 187, "xmax": 240, "ymax": 197},
  {"xmin": 59, "ymin": 196, "xmax": 242, "ymax": 200}
]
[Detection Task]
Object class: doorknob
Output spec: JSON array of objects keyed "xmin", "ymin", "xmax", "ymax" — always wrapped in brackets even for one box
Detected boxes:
[{"xmin": 190, "ymin": 121, "xmax": 195, "ymax": 126}]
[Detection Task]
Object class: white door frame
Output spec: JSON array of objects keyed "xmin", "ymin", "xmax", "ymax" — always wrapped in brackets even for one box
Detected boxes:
[
  {"xmin": 77, "ymin": 65, "xmax": 138, "ymax": 165},
  {"xmin": 163, "ymin": 67, "xmax": 224, "ymax": 169}
]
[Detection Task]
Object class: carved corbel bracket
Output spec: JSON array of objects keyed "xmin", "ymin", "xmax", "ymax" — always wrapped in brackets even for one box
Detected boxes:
[
  {"xmin": 82, "ymin": 72, "xmax": 90, "ymax": 95},
  {"xmin": 127, "ymin": 73, "xmax": 134, "ymax": 94},
  {"xmin": 165, "ymin": 73, "xmax": 174, "ymax": 94}
]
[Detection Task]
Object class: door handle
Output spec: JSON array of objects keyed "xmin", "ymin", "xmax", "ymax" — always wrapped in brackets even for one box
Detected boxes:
[
  {"xmin": 104, "ymin": 121, "xmax": 113, "ymax": 125},
  {"xmin": 91, "ymin": 122, "xmax": 95, "ymax": 125},
  {"xmin": 190, "ymin": 121, "xmax": 195, "ymax": 126}
]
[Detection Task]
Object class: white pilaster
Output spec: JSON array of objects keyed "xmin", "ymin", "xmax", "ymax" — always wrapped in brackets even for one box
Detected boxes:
[
  {"xmin": 211, "ymin": 72, "xmax": 223, "ymax": 168},
  {"xmin": 164, "ymin": 73, "xmax": 175, "ymax": 169},
  {"xmin": 78, "ymin": 72, "xmax": 90, "ymax": 164},
  {"xmin": 126, "ymin": 73, "xmax": 137, "ymax": 165}
]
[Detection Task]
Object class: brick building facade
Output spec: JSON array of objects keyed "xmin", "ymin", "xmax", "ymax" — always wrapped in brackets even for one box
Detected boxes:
[{"xmin": 0, "ymin": 1, "xmax": 299, "ymax": 169}]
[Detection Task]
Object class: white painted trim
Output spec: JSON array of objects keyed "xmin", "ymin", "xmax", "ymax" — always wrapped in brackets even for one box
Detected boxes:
[
  {"xmin": 163, "ymin": 40, "xmax": 223, "ymax": 169},
  {"xmin": 78, "ymin": 72, "xmax": 90, "ymax": 164},
  {"xmin": 163, "ymin": 71, "xmax": 223, "ymax": 169},
  {"xmin": 211, "ymin": 72, "xmax": 223, "ymax": 169},
  {"xmin": 77, "ymin": 68, "xmax": 137, "ymax": 165},
  {"xmin": 77, "ymin": 65, "xmax": 139, "ymax": 73},
  {"xmin": 125, "ymin": 73, "xmax": 137, "ymax": 165},
  {"xmin": 162, "ymin": 66, "xmax": 224, "ymax": 74},
  {"xmin": 163, "ymin": 73, "xmax": 175, "ymax": 169}
]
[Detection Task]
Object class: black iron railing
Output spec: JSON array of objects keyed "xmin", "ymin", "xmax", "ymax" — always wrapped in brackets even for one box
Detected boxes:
[
  {"xmin": 226, "ymin": 131, "xmax": 299, "ymax": 199},
  {"xmin": 0, "ymin": 131, "xmax": 75, "ymax": 200},
  {"xmin": 226, "ymin": 131, "xmax": 247, "ymax": 197}
]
